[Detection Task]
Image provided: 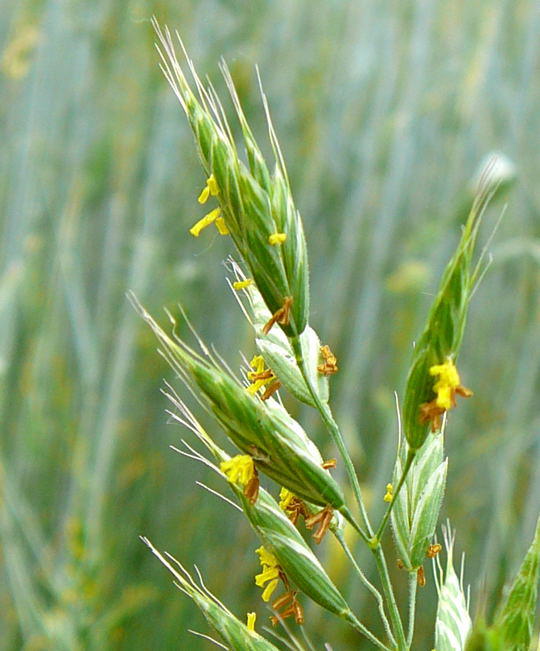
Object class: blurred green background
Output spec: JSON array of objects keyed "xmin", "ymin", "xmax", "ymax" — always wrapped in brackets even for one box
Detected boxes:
[{"xmin": 1, "ymin": 0, "xmax": 539, "ymax": 649}]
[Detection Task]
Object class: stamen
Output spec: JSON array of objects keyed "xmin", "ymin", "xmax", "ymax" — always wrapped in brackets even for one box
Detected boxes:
[
  {"xmin": 426, "ymin": 543, "xmax": 442, "ymax": 558},
  {"xmin": 262, "ymin": 297, "xmax": 293, "ymax": 335},
  {"xmin": 197, "ymin": 174, "xmax": 219, "ymax": 204},
  {"xmin": 246, "ymin": 612, "xmax": 256, "ymax": 632},
  {"xmin": 317, "ymin": 345, "xmax": 338, "ymax": 375},
  {"xmin": 233, "ymin": 279, "xmax": 254, "ymax": 290},
  {"xmin": 268, "ymin": 232, "xmax": 287, "ymax": 245},
  {"xmin": 214, "ymin": 216, "xmax": 229, "ymax": 235},
  {"xmin": 322, "ymin": 459, "xmax": 337, "ymax": 470},
  {"xmin": 189, "ymin": 208, "xmax": 221, "ymax": 237}
]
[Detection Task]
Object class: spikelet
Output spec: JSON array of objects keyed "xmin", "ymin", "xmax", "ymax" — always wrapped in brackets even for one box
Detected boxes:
[
  {"xmin": 402, "ymin": 160, "xmax": 500, "ymax": 450},
  {"xmin": 163, "ymin": 391, "xmax": 359, "ymax": 628},
  {"xmin": 229, "ymin": 259, "xmax": 329, "ymax": 407},
  {"xmin": 130, "ymin": 296, "xmax": 354, "ymax": 526},
  {"xmin": 141, "ymin": 538, "xmax": 278, "ymax": 650},
  {"xmin": 433, "ymin": 525, "xmax": 472, "ymax": 651},
  {"xmin": 391, "ymin": 434, "xmax": 447, "ymax": 571},
  {"xmin": 153, "ymin": 20, "xmax": 309, "ymax": 337}
]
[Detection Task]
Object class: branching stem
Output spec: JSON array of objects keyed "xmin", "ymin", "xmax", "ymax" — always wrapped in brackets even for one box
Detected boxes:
[
  {"xmin": 374, "ymin": 449, "xmax": 416, "ymax": 542},
  {"xmin": 335, "ymin": 530, "xmax": 396, "ymax": 648}
]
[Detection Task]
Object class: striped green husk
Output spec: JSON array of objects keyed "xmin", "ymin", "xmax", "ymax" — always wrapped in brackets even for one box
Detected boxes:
[
  {"xmin": 240, "ymin": 487, "xmax": 352, "ymax": 618},
  {"xmin": 142, "ymin": 538, "xmax": 278, "ymax": 650},
  {"xmin": 154, "ymin": 21, "xmax": 309, "ymax": 336},
  {"xmin": 391, "ymin": 434, "xmax": 447, "ymax": 570},
  {"xmin": 434, "ymin": 528, "xmax": 472, "ymax": 651},
  {"xmin": 232, "ymin": 264, "xmax": 329, "ymax": 406},
  {"xmin": 134, "ymin": 299, "xmax": 350, "ymax": 518},
  {"xmin": 402, "ymin": 173, "xmax": 496, "ymax": 450},
  {"xmin": 191, "ymin": 361, "xmax": 349, "ymax": 514}
]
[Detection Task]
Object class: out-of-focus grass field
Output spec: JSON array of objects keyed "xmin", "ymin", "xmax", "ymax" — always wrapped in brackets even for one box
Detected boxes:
[{"xmin": 1, "ymin": 1, "xmax": 539, "ymax": 649}]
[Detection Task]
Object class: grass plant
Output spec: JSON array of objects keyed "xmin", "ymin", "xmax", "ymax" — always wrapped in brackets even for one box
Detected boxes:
[{"xmin": 1, "ymin": 2, "xmax": 540, "ymax": 649}]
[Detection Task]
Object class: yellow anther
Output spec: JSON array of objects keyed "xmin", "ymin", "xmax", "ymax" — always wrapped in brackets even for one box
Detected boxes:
[
  {"xmin": 279, "ymin": 487, "xmax": 296, "ymax": 511},
  {"xmin": 197, "ymin": 174, "xmax": 219, "ymax": 204},
  {"xmin": 419, "ymin": 358, "xmax": 473, "ymax": 431},
  {"xmin": 246, "ymin": 612, "xmax": 256, "ymax": 632},
  {"xmin": 430, "ymin": 360, "xmax": 462, "ymax": 409},
  {"xmin": 233, "ymin": 279, "xmax": 254, "ymax": 290},
  {"xmin": 246, "ymin": 355, "xmax": 275, "ymax": 396},
  {"xmin": 214, "ymin": 216, "xmax": 229, "ymax": 235},
  {"xmin": 268, "ymin": 232, "xmax": 287, "ymax": 245},
  {"xmin": 189, "ymin": 208, "xmax": 221, "ymax": 237},
  {"xmin": 220, "ymin": 455, "xmax": 255, "ymax": 486},
  {"xmin": 255, "ymin": 546, "xmax": 281, "ymax": 602},
  {"xmin": 383, "ymin": 483, "xmax": 394, "ymax": 503}
]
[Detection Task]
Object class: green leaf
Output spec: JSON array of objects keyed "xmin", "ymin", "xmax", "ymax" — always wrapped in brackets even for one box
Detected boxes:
[{"xmin": 494, "ymin": 516, "xmax": 540, "ymax": 651}]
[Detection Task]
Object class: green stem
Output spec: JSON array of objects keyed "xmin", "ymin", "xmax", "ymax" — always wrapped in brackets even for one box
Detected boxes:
[
  {"xmin": 372, "ymin": 546, "xmax": 408, "ymax": 650},
  {"xmin": 406, "ymin": 571, "xmax": 418, "ymax": 648},
  {"xmin": 345, "ymin": 612, "xmax": 393, "ymax": 651},
  {"xmin": 335, "ymin": 530, "xmax": 396, "ymax": 649},
  {"xmin": 290, "ymin": 335, "xmax": 407, "ymax": 649},
  {"xmin": 374, "ymin": 449, "xmax": 416, "ymax": 542},
  {"xmin": 290, "ymin": 336, "xmax": 372, "ymax": 537}
]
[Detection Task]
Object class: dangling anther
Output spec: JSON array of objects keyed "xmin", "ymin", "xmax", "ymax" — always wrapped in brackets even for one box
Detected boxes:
[
  {"xmin": 426, "ymin": 543, "xmax": 442, "ymax": 558},
  {"xmin": 263, "ymin": 297, "xmax": 293, "ymax": 335},
  {"xmin": 417, "ymin": 566, "xmax": 426, "ymax": 587},
  {"xmin": 305, "ymin": 506, "xmax": 334, "ymax": 544},
  {"xmin": 321, "ymin": 458, "xmax": 337, "ymax": 470},
  {"xmin": 317, "ymin": 345, "xmax": 339, "ymax": 375},
  {"xmin": 261, "ymin": 379, "xmax": 282, "ymax": 401}
]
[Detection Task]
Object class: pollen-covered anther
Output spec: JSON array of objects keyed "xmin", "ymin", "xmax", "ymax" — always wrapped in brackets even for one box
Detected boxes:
[
  {"xmin": 197, "ymin": 174, "xmax": 219, "ymax": 204},
  {"xmin": 189, "ymin": 208, "xmax": 228, "ymax": 237},
  {"xmin": 279, "ymin": 487, "xmax": 310, "ymax": 526},
  {"xmin": 268, "ymin": 232, "xmax": 287, "ymax": 245},
  {"xmin": 261, "ymin": 379, "xmax": 282, "ymax": 401},
  {"xmin": 262, "ymin": 296, "xmax": 293, "ymax": 335},
  {"xmin": 255, "ymin": 547, "xmax": 282, "ymax": 602},
  {"xmin": 417, "ymin": 566, "xmax": 426, "ymax": 587},
  {"xmin": 246, "ymin": 355, "xmax": 279, "ymax": 399},
  {"xmin": 220, "ymin": 455, "xmax": 260, "ymax": 504},
  {"xmin": 426, "ymin": 543, "xmax": 442, "ymax": 558},
  {"xmin": 383, "ymin": 483, "xmax": 394, "ymax": 503},
  {"xmin": 317, "ymin": 345, "xmax": 338, "ymax": 375},
  {"xmin": 305, "ymin": 506, "xmax": 334, "ymax": 544},
  {"xmin": 270, "ymin": 591, "xmax": 304, "ymax": 626},
  {"xmin": 419, "ymin": 359, "xmax": 472, "ymax": 431},
  {"xmin": 321, "ymin": 458, "xmax": 337, "ymax": 470},
  {"xmin": 232, "ymin": 278, "xmax": 254, "ymax": 290},
  {"xmin": 246, "ymin": 612, "xmax": 256, "ymax": 632}
]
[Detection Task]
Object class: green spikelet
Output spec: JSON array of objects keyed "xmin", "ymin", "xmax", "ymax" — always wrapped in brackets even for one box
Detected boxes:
[
  {"xmin": 493, "ymin": 516, "xmax": 540, "ymax": 650},
  {"xmin": 230, "ymin": 260, "xmax": 329, "ymax": 406},
  {"xmin": 242, "ymin": 488, "xmax": 353, "ymax": 619},
  {"xmin": 131, "ymin": 296, "xmax": 354, "ymax": 525},
  {"xmin": 391, "ymin": 434, "xmax": 447, "ymax": 570},
  {"xmin": 402, "ymin": 163, "xmax": 498, "ymax": 450},
  {"xmin": 160, "ymin": 395, "xmax": 369, "ymax": 638},
  {"xmin": 142, "ymin": 538, "xmax": 279, "ymax": 650},
  {"xmin": 153, "ymin": 20, "xmax": 309, "ymax": 337},
  {"xmin": 434, "ymin": 526, "xmax": 472, "ymax": 651}
]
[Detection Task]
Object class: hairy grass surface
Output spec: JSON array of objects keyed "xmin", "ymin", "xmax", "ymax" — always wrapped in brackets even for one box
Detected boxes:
[{"xmin": 1, "ymin": 1, "xmax": 539, "ymax": 648}]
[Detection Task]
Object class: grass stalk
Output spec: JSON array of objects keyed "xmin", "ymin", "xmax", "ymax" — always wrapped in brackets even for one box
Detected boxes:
[
  {"xmin": 335, "ymin": 530, "xmax": 396, "ymax": 648},
  {"xmin": 374, "ymin": 449, "xmax": 416, "ymax": 542},
  {"xmin": 406, "ymin": 572, "xmax": 417, "ymax": 648}
]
